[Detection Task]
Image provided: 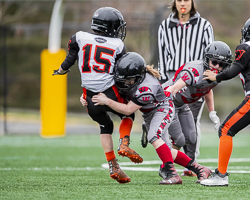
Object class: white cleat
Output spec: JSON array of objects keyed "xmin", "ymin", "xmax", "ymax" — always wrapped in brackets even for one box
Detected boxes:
[{"xmin": 200, "ymin": 168, "xmax": 229, "ymax": 186}]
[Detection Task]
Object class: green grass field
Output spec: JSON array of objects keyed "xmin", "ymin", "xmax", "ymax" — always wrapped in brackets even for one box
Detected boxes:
[{"xmin": 1, "ymin": 129, "xmax": 250, "ymax": 200}]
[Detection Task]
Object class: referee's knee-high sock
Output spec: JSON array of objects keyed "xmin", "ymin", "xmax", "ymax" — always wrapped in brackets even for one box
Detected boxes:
[
  {"xmin": 119, "ymin": 117, "xmax": 133, "ymax": 139},
  {"xmin": 218, "ymin": 135, "xmax": 233, "ymax": 174}
]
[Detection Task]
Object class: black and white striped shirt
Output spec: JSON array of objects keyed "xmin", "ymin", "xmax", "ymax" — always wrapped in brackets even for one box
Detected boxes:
[{"xmin": 158, "ymin": 12, "xmax": 214, "ymax": 81}]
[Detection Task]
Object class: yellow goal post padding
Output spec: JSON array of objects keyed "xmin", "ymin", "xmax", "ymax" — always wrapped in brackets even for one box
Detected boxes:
[{"xmin": 40, "ymin": 49, "xmax": 67, "ymax": 138}]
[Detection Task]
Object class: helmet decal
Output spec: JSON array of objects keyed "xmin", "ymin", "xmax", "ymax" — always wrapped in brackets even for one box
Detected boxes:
[{"xmin": 93, "ymin": 12, "xmax": 99, "ymax": 17}]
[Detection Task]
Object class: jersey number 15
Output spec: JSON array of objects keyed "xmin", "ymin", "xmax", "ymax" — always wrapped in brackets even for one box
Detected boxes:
[{"xmin": 82, "ymin": 44, "xmax": 115, "ymax": 73}]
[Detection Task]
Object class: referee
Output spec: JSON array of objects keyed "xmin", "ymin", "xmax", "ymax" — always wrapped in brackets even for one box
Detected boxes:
[{"xmin": 158, "ymin": 0, "xmax": 214, "ymax": 176}]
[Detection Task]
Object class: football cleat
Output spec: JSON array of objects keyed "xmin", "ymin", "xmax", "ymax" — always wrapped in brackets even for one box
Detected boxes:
[
  {"xmin": 117, "ymin": 135, "xmax": 143, "ymax": 163},
  {"xmin": 186, "ymin": 161, "xmax": 212, "ymax": 183},
  {"xmin": 159, "ymin": 162, "xmax": 183, "ymax": 185},
  {"xmin": 200, "ymin": 168, "xmax": 229, "ymax": 186},
  {"xmin": 108, "ymin": 158, "xmax": 131, "ymax": 184},
  {"xmin": 141, "ymin": 122, "xmax": 148, "ymax": 148}
]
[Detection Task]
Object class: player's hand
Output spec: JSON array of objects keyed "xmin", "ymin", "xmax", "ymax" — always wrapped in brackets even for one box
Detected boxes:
[
  {"xmin": 52, "ymin": 67, "xmax": 71, "ymax": 76},
  {"xmin": 203, "ymin": 70, "xmax": 216, "ymax": 81},
  {"xmin": 209, "ymin": 111, "xmax": 220, "ymax": 130},
  {"xmin": 92, "ymin": 93, "xmax": 109, "ymax": 106},
  {"xmin": 80, "ymin": 94, "xmax": 88, "ymax": 107}
]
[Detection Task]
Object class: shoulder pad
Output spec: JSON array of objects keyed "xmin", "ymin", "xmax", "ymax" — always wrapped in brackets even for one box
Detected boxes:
[{"xmin": 135, "ymin": 86, "xmax": 155, "ymax": 104}]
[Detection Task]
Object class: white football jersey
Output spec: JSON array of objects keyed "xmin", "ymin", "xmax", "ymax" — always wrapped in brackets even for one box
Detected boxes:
[
  {"xmin": 62, "ymin": 31, "xmax": 125, "ymax": 93},
  {"xmin": 76, "ymin": 32, "xmax": 125, "ymax": 92}
]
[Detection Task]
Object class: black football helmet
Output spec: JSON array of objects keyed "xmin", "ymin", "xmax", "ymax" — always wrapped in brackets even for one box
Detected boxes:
[
  {"xmin": 240, "ymin": 18, "xmax": 250, "ymax": 44},
  {"xmin": 203, "ymin": 41, "xmax": 232, "ymax": 72},
  {"xmin": 91, "ymin": 7, "xmax": 126, "ymax": 41},
  {"xmin": 114, "ymin": 52, "xmax": 146, "ymax": 94}
]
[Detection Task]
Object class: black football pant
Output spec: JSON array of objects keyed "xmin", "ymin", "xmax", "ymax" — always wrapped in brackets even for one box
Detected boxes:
[{"xmin": 83, "ymin": 86, "xmax": 134, "ymax": 134}]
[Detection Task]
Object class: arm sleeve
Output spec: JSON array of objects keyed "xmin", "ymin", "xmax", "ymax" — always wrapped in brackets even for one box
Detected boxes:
[
  {"xmin": 216, "ymin": 44, "xmax": 250, "ymax": 82},
  {"xmin": 61, "ymin": 34, "xmax": 79, "ymax": 70},
  {"xmin": 216, "ymin": 64, "xmax": 242, "ymax": 82}
]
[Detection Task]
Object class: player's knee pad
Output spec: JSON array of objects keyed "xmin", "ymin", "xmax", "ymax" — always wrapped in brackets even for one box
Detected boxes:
[
  {"xmin": 173, "ymin": 135, "xmax": 185, "ymax": 147},
  {"xmin": 120, "ymin": 113, "xmax": 135, "ymax": 121},
  {"xmin": 185, "ymin": 133, "xmax": 197, "ymax": 145},
  {"xmin": 218, "ymin": 124, "xmax": 236, "ymax": 137},
  {"xmin": 129, "ymin": 113, "xmax": 135, "ymax": 121},
  {"xmin": 100, "ymin": 120, "xmax": 114, "ymax": 134}
]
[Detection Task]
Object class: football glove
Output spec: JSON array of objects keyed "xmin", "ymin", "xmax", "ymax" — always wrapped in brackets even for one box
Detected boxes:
[
  {"xmin": 52, "ymin": 69, "xmax": 70, "ymax": 76},
  {"xmin": 209, "ymin": 111, "xmax": 220, "ymax": 130}
]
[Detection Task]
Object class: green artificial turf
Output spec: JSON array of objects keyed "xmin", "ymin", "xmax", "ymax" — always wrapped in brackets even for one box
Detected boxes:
[{"xmin": 1, "ymin": 131, "xmax": 250, "ymax": 200}]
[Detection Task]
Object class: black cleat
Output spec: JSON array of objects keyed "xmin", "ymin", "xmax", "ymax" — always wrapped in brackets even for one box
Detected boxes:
[
  {"xmin": 141, "ymin": 122, "xmax": 148, "ymax": 148},
  {"xmin": 159, "ymin": 162, "xmax": 183, "ymax": 185}
]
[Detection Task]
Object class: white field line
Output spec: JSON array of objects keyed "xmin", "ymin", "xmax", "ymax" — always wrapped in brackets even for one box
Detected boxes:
[
  {"xmin": 101, "ymin": 158, "xmax": 250, "ymax": 174},
  {"xmin": 117, "ymin": 158, "xmax": 250, "ymax": 166},
  {"xmin": 1, "ymin": 158, "xmax": 250, "ymax": 173},
  {"xmin": 0, "ymin": 167, "xmax": 105, "ymax": 171}
]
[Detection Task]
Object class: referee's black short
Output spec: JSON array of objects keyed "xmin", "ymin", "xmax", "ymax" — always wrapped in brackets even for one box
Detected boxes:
[{"xmin": 82, "ymin": 85, "xmax": 135, "ymax": 134}]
